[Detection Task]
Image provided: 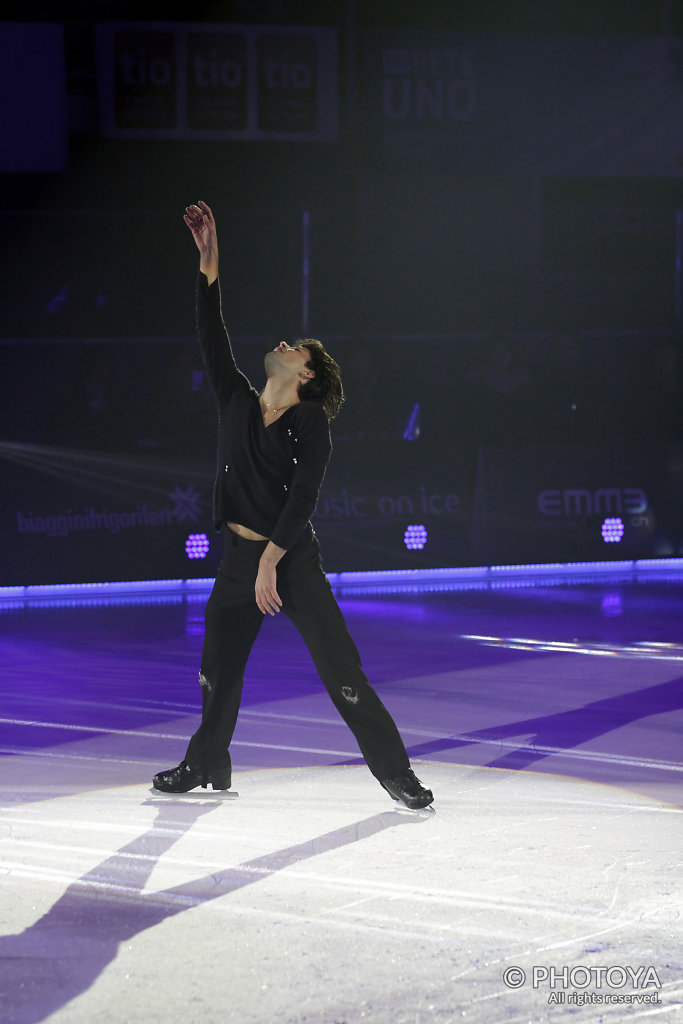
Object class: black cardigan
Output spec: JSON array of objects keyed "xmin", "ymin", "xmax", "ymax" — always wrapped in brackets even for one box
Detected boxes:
[{"xmin": 197, "ymin": 272, "xmax": 332, "ymax": 550}]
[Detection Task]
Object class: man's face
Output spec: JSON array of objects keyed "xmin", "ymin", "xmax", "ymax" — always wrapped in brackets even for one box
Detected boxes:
[{"xmin": 264, "ymin": 342, "xmax": 312, "ymax": 379}]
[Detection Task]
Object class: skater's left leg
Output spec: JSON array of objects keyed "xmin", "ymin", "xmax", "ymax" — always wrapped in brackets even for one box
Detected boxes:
[{"xmin": 279, "ymin": 563, "xmax": 411, "ymax": 782}]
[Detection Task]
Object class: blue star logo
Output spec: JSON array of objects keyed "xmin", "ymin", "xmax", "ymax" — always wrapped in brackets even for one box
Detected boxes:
[{"xmin": 168, "ymin": 484, "xmax": 203, "ymax": 523}]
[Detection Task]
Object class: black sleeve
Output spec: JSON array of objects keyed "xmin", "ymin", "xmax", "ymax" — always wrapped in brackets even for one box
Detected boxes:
[
  {"xmin": 270, "ymin": 403, "xmax": 332, "ymax": 551},
  {"xmin": 196, "ymin": 271, "xmax": 247, "ymax": 402}
]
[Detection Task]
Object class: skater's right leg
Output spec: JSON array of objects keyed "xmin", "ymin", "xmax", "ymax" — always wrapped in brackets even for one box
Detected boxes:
[
  {"xmin": 153, "ymin": 531, "xmax": 266, "ymax": 793},
  {"xmin": 183, "ymin": 590, "xmax": 264, "ymax": 780}
]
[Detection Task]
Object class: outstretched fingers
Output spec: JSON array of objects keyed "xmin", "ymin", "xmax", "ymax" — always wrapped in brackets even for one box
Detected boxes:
[
  {"xmin": 184, "ymin": 204, "xmax": 203, "ymax": 226},
  {"xmin": 197, "ymin": 200, "xmax": 214, "ymax": 222},
  {"xmin": 183, "ymin": 201, "xmax": 214, "ymax": 231}
]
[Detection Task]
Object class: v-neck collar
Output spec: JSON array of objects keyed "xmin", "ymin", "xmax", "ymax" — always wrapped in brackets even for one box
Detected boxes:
[{"xmin": 260, "ymin": 403, "xmax": 296, "ymax": 430}]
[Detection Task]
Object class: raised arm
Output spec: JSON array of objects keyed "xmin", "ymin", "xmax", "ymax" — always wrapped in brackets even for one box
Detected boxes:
[
  {"xmin": 184, "ymin": 201, "xmax": 218, "ymax": 284},
  {"xmin": 184, "ymin": 201, "xmax": 243, "ymax": 401}
]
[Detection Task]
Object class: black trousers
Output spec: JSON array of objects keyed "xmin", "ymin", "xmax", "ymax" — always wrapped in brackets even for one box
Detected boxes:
[{"xmin": 184, "ymin": 526, "xmax": 411, "ymax": 785}]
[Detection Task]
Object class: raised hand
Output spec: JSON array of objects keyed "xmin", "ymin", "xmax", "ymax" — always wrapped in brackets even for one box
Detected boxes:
[{"xmin": 183, "ymin": 201, "xmax": 218, "ymax": 283}]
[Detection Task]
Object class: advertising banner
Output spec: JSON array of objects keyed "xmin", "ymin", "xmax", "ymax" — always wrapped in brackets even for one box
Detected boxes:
[
  {"xmin": 96, "ymin": 22, "xmax": 338, "ymax": 141},
  {"xmin": 314, "ymin": 441, "xmax": 469, "ymax": 572},
  {"xmin": 471, "ymin": 444, "xmax": 676, "ymax": 565},
  {"xmin": 1, "ymin": 445, "xmax": 215, "ymax": 586},
  {"xmin": 186, "ymin": 31, "xmax": 248, "ymax": 132},
  {"xmin": 364, "ymin": 30, "xmax": 683, "ymax": 176},
  {"xmin": 3, "ymin": 438, "xmax": 675, "ymax": 585},
  {"xmin": 0, "ymin": 440, "xmax": 467, "ymax": 585}
]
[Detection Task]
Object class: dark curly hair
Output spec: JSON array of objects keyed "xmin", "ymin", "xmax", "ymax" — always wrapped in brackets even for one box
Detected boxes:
[{"xmin": 295, "ymin": 338, "xmax": 345, "ymax": 421}]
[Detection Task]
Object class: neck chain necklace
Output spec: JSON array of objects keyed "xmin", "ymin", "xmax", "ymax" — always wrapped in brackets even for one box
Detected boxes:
[{"xmin": 261, "ymin": 395, "xmax": 291, "ymax": 416}]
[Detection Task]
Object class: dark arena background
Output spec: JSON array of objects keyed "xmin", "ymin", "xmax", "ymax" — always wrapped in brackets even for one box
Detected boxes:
[
  {"xmin": 2, "ymin": 3, "xmax": 683, "ymax": 1024},
  {"xmin": 3, "ymin": 0, "xmax": 683, "ymax": 583}
]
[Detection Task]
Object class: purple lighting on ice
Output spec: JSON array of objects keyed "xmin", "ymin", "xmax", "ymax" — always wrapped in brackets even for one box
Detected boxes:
[
  {"xmin": 404, "ymin": 524, "xmax": 427, "ymax": 550},
  {"xmin": 185, "ymin": 533, "xmax": 210, "ymax": 559},
  {"xmin": 602, "ymin": 517, "xmax": 625, "ymax": 543}
]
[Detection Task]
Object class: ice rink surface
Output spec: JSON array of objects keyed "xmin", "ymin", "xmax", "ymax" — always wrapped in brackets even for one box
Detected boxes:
[{"xmin": 1, "ymin": 573, "xmax": 682, "ymax": 1022}]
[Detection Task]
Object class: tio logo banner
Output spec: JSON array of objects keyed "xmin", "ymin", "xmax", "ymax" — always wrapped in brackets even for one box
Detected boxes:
[
  {"xmin": 186, "ymin": 33, "xmax": 248, "ymax": 132},
  {"xmin": 258, "ymin": 34, "xmax": 317, "ymax": 133},
  {"xmin": 97, "ymin": 22, "xmax": 338, "ymax": 140},
  {"xmin": 113, "ymin": 31, "xmax": 177, "ymax": 131}
]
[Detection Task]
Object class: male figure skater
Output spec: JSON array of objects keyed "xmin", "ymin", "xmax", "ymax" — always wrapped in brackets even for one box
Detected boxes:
[{"xmin": 153, "ymin": 201, "xmax": 433, "ymax": 809}]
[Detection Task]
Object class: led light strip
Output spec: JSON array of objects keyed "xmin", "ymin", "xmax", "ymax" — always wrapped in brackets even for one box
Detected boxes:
[{"xmin": 1, "ymin": 557, "xmax": 683, "ymax": 603}]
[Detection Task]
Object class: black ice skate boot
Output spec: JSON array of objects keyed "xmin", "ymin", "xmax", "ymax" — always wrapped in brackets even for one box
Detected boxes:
[
  {"xmin": 380, "ymin": 768, "xmax": 434, "ymax": 809},
  {"xmin": 152, "ymin": 760, "xmax": 230, "ymax": 793}
]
